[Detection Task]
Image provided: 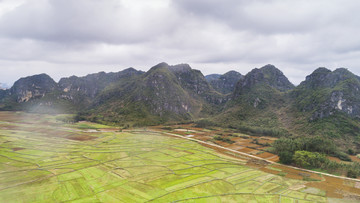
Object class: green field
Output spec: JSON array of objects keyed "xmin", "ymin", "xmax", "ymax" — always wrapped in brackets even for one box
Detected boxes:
[{"xmin": 0, "ymin": 112, "xmax": 336, "ymax": 202}]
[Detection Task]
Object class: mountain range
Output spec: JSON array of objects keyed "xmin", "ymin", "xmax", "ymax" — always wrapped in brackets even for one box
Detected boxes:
[{"xmin": 1, "ymin": 62, "xmax": 360, "ymax": 151}]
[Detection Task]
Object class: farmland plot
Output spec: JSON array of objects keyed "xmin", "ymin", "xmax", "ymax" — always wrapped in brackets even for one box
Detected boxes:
[{"xmin": 0, "ymin": 112, "xmax": 354, "ymax": 202}]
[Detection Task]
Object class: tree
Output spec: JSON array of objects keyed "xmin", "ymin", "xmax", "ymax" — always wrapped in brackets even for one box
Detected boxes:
[
  {"xmin": 272, "ymin": 137, "xmax": 301, "ymax": 154},
  {"xmin": 348, "ymin": 148, "xmax": 355, "ymax": 155},
  {"xmin": 293, "ymin": 151, "xmax": 327, "ymax": 168},
  {"xmin": 293, "ymin": 151, "xmax": 311, "ymax": 167},
  {"xmin": 279, "ymin": 151, "xmax": 293, "ymax": 164}
]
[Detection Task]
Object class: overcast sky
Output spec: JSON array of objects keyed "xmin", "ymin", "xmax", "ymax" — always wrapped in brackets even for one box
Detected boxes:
[{"xmin": 0, "ymin": 0, "xmax": 360, "ymax": 86}]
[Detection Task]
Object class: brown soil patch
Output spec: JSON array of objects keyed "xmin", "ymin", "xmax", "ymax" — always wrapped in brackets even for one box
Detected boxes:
[
  {"xmin": 236, "ymin": 139, "xmax": 253, "ymax": 144},
  {"xmin": 264, "ymin": 165, "xmax": 304, "ymax": 180},
  {"xmin": 213, "ymin": 140, "xmax": 229, "ymax": 146},
  {"xmin": 66, "ymin": 134, "xmax": 97, "ymax": 141},
  {"xmin": 327, "ymin": 156, "xmax": 352, "ymax": 165},
  {"xmin": 328, "ymin": 156, "xmax": 343, "ymax": 163},
  {"xmin": 256, "ymin": 152, "xmax": 276, "ymax": 159},
  {"xmin": 267, "ymin": 156, "xmax": 280, "ymax": 162},
  {"xmin": 269, "ymin": 165, "xmax": 322, "ymax": 181},
  {"xmin": 246, "ymin": 159, "xmax": 270, "ymax": 168},
  {"xmin": 231, "ymin": 137, "xmax": 249, "ymax": 142},
  {"xmin": 12, "ymin": 147, "xmax": 25, "ymax": 151},
  {"xmin": 285, "ymin": 173, "xmax": 304, "ymax": 180},
  {"xmin": 244, "ymin": 143, "xmax": 262, "ymax": 148},
  {"xmin": 237, "ymin": 147, "xmax": 255, "ymax": 153},
  {"xmin": 261, "ymin": 167, "xmax": 282, "ymax": 176},
  {"xmin": 249, "ymin": 150, "xmax": 260, "ymax": 155},
  {"xmin": 257, "ymin": 139, "xmax": 274, "ymax": 145},
  {"xmin": 260, "ymin": 137, "xmax": 276, "ymax": 142},
  {"xmin": 194, "ymin": 136, "xmax": 209, "ymax": 142},
  {"xmin": 306, "ymin": 176, "xmax": 346, "ymax": 198},
  {"xmin": 350, "ymin": 156, "xmax": 360, "ymax": 163}
]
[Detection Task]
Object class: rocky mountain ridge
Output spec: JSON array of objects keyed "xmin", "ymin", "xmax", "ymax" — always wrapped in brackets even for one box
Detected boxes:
[{"xmin": 1, "ymin": 63, "xmax": 360, "ymax": 142}]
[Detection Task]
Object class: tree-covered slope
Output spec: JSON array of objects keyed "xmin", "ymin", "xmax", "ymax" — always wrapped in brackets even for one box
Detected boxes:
[
  {"xmin": 289, "ymin": 68, "xmax": 360, "ymax": 142},
  {"xmin": 213, "ymin": 65, "xmax": 294, "ymax": 137}
]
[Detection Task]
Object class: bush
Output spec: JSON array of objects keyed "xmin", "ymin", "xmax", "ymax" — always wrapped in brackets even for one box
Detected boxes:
[
  {"xmin": 293, "ymin": 151, "xmax": 327, "ymax": 168},
  {"xmin": 279, "ymin": 151, "xmax": 294, "ymax": 164},
  {"xmin": 214, "ymin": 136, "xmax": 235, "ymax": 144},
  {"xmin": 334, "ymin": 152, "xmax": 352, "ymax": 162},
  {"xmin": 347, "ymin": 168, "xmax": 358, "ymax": 178}
]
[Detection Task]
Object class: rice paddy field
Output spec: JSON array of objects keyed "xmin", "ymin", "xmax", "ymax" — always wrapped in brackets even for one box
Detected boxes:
[{"xmin": 0, "ymin": 112, "xmax": 359, "ymax": 202}]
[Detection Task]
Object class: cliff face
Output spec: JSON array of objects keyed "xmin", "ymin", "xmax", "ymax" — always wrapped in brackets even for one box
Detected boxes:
[{"xmin": 10, "ymin": 74, "xmax": 58, "ymax": 103}]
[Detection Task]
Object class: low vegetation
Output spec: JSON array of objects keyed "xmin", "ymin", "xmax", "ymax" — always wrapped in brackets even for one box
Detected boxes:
[
  {"xmin": 273, "ymin": 136, "xmax": 360, "ymax": 178},
  {"xmin": 213, "ymin": 135, "xmax": 235, "ymax": 144}
]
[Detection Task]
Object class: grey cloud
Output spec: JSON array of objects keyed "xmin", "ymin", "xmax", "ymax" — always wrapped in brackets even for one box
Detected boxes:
[
  {"xmin": 174, "ymin": 0, "xmax": 360, "ymax": 36},
  {"xmin": 0, "ymin": 0, "xmax": 178, "ymax": 44},
  {"xmin": 0, "ymin": 0, "xmax": 360, "ymax": 86}
]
